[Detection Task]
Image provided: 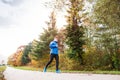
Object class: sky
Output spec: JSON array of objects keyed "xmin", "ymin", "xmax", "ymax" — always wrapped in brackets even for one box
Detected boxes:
[{"xmin": 0, "ymin": 0, "xmax": 66, "ymax": 61}]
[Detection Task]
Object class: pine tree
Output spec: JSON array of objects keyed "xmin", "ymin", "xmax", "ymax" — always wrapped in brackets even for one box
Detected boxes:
[
  {"xmin": 21, "ymin": 43, "xmax": 32, "ymax": 65},
  {"xmin": 30, "ymin": 11, "xmax": 58, "ymax": 61},
  {"xmin": 65, "ymin": 0, "xmax": 85, "ymax": 64}
]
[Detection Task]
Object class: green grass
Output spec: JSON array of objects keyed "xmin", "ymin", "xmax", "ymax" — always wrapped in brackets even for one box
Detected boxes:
[
  {"xmin": 62, "ymin": 70, "xmax": 120, "ymax": 75},
  {"xmin": 13, "ymin": 66, "xmax": 120, "ymax": 75},
  {"xmin": 0, "ymin": 66, "xmax": 6, "ymax": 72},
  {"xmin": 14, "ymin": 66, "xmax": 40, "ymax": 71}
]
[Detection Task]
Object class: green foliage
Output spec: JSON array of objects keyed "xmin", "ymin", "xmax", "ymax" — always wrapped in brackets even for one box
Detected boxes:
[
  {"xmin": 84, "ymin": 46, "xmax": 112, "ymax": 70},
  {"xmin": 112, "ymin": 53, "xmax": 120, "ymax": 70},
  {"xmin": 93, "ymin": 0, "xmax": 120, "ymax": 27},
  {"xmin": 93, "ymin": 25, "xmax": 120, "ymax": 70},
  {"xmin": 65, "ymin": 0, "xmax": 85, "ymax": 64},
  {"xmin": 85, "ymin": 0, "xmax": 120, "ymax": 70},
  {"xmin": 30, "ymin": 41, "xmax": 45, "ymax": 61},
  {"xmin": 21, "ymin": 43, "xmax": 32, "ymax": 65}
]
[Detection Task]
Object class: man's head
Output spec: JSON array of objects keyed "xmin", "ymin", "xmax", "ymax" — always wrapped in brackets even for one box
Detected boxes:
[{"xmin": 54, "ymin": 35, "xmax": 58, "ymax": 42}]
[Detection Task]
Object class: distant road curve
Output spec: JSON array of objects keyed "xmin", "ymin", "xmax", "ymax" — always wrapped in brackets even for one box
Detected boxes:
[{"xmin": 3, "ymin": 67, "xmax": 120, "ymax": 80}]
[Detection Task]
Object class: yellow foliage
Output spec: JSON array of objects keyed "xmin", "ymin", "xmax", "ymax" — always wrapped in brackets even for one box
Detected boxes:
[
  {"xmin": 59, "ymin": 53, "xmax": 75, "ymax": 70},
  {"xmin": 16, "ymin": 51, "xmax": 23, "ymax": 66},
  {"xmin": 7, "ymin": 51, "xmax": 23, "ymax": 66},
  {"xmin": 31, "ymin": 60, "xmax": 38, "ymax": 67}
]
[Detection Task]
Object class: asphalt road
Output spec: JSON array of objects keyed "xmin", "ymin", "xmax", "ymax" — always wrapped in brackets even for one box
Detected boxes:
[{"xmin": 3, "ymin": 67, "xmax": 120, "ymax": 80}]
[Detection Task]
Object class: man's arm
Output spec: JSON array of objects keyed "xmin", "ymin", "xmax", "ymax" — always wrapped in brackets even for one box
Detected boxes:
[{"xmin": 49, "ymin": 42, "xmax": 58, "ymax": 48}]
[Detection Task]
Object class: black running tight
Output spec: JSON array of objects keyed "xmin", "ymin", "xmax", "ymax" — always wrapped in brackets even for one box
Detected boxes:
[{"xmin": 45, "ymin": 54, "xmax": 59, "ymax": 70}]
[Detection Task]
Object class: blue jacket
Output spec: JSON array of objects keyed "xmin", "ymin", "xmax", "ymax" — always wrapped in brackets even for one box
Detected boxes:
[{"xmin": 49, "ymin": 41, "xmax": 58, "ymax": 54}]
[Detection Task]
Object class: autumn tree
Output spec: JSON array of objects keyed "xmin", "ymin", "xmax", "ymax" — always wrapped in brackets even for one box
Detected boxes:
[
  {"xmin": 7, "ymin": 53, "xmax": 17, "ymax": 66},
  {"xmin": 7, "ymin": 46, "xmax": 25, "ymax": 66}
]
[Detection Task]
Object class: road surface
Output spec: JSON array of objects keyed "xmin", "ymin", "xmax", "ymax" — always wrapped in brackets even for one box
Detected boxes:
[{"xmin": 3, "ymin": 67, "xmax": 120, "ymax": 80}]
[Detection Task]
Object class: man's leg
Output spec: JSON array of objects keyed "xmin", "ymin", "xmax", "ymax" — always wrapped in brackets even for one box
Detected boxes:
[
  {"xmin": 55, "ymin": 54, "xmax": 59, "ymax": 71},
  {"xmin": 44, "ymin": 54, "xmax": 54, "ymax": 72}
]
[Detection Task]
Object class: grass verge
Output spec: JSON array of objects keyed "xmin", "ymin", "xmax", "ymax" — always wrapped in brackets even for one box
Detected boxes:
[
  {"xmin": 0, "ymin": 66, "xmax": 6, "ymax": 72},
  {"xmin": 0, "ymin": 66, "xmax": 6, "ymax": 79},
  {"xmin": 13, "ymin": 66, "xmax": 120, "ymax": 75},
  {"xmin": 62, "ymin": 70, "xmax": 120, "ymax": 75},
  {"xmin": 14, "ymin": 66, "xmax": 40, "ymax": 71}
]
